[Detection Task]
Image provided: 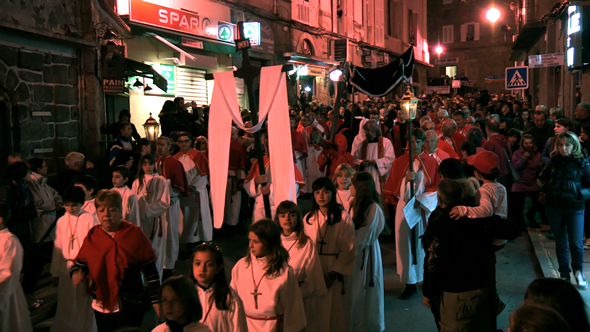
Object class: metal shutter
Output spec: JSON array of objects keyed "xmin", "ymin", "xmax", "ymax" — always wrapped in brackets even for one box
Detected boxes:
[{"xmin": 176, "ymin": 67, "xmax": 208, "ymax": 106}]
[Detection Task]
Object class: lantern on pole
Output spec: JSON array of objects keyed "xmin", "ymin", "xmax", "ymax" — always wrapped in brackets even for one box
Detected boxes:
[
  {"xmin": 401, "ymin": 84, "xmax": 421, "ymax": 265},
  {"xmin": 401, "ymin": 85, "xmax": 419, "ymax": 121},
  {"xmin": 143, "ymin": 112, "xmax": 160, "ymax": 141}
]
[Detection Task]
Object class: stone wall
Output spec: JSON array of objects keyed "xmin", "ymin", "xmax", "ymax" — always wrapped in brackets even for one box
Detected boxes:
[{"xmin": 0, "ymin": 44, "xmax": 79, "ymax": 171}]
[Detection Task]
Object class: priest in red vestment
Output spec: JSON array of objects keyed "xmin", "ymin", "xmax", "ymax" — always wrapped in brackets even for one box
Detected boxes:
[
  {"xmin": 438, "ymin": 119, "xmax": 467, "ymax": 160},
  {"xmin": 383, "ymin": 128, "xmax": 440, "ymax": 300}
]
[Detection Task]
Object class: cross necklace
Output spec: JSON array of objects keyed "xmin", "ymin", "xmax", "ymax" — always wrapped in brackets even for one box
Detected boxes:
[
  {"xmin": 67, "ymin": 214, "xmax": 81, "ymax": 250},
  {"xmin": 317, "ymin": 210, "xmax": 330, "ymax": 254},
  {"xmin": 250, "ymin": 260, "xmax": 265, "ymax": 310}
]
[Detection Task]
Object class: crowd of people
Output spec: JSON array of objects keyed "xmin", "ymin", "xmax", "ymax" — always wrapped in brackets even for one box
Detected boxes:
[{"xmin": 1, "ymin": 90, "xmax": 590, "ymax": 332}]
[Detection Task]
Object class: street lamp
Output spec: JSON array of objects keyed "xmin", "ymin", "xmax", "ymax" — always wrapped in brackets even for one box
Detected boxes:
[
  {"xmin": 486, "ymin": 8, "xmax": 501, "ymax": 23},
  {"xmin": 143, "ymin": 112, "xmax": 160, "ymax": 141},
  {"xmin": 434, "ymin": 45, "xmax": 444, "ymax": 56},
  {"xmin": 329, "ymin": 68, "xmax": 343, "ymax": 82}
]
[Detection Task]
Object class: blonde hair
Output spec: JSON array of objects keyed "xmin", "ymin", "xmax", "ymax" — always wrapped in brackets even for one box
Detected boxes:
[
  {"xmin": 332, "ymin": 163, "xmax": 354, "ymax": 188},
  {"xmin": 94, "ymin": 189, "xmax": 123, "ymax": 210},
  {"xmin": 556, "ymin": 131, "xmax": 583, "ymax": 159}
]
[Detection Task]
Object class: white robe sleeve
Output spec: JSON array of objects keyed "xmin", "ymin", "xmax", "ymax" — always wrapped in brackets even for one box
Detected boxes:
[
  {"xmin": 50, "ymin": 217, "xmax": 64, "ymax": 278},
  {"xmin": 0, "ymin": 235, "xmax": 18, "ymax": 295},
  {"xmin": 141, "ymin": 177, "xmax": 171, "ymax": 219},
  {"xmin": 299, "ymin": 241, "xmax": 328, "ymax": 299},
  {"xmin": 375, "ymin": 139, "xmax": 396, "ymax": 177},
  {"xmin": 332, "ymin": 211, "xmax": 356, "ymax": 276},
  {"xmin": 281, "ymin": 266, "xmax": 307, "ymax": 332},
  {"xmin": 356, "ymin": 204, "xmax": 385, "ymax": 249},
  {"xmin": 126, "ymin": 193, "xmax": 141, "ymax": 226},
  {"xmin": 229, "ymin": 287, "xmax": 248, "ymax": 332}
]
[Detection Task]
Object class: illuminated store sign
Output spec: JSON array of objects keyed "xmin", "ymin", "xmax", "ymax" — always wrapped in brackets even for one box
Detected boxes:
[{"xmin": 127, "ymin": 0, "xmax": 235, "ymax": 44}]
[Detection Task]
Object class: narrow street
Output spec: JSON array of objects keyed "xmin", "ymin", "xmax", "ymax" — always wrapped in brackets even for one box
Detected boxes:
[{"xmin": 33, "ymin": 196, "xmax": 543, "ymax": 332}]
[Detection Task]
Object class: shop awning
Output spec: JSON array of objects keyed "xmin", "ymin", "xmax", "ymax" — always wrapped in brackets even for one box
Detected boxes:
[
  {"xmin": 125, "ymin": 58, "xmax": 168, "ymax": 92},
  {"xmin": 283, "ymin": 52, "xmax": 340, "ymax": 67},
  {"xmin": 509, "ymin": 20, "xmax": 547, "ymax": 61},
  {"xmin": 130, "ymin": 24, "xmax": 236, "ymax": 55}
]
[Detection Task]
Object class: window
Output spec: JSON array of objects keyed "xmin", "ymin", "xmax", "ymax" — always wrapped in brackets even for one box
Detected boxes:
[
  {"xmin": 446, "ymin": 66, "xmax": 457, "ymax": 79},
  {"xmin": 442, "ymin": 25, "xmax": 454, "ymax": 44},
  {"xmin": 460, "ymin": 22, "xmax": 480, "ymax": 41}
]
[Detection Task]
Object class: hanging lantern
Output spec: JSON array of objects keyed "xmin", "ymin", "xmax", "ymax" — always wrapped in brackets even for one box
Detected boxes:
[
  {"xmin": 400, "ymin": 85, "xmax": 419, "ymax": 120},
  {"xmin": 143, "ymin": 112, "xmax": 160, "ymax": 141}
]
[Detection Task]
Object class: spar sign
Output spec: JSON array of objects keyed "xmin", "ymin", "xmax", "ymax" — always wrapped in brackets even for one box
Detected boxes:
[{"xmin": 128, "ymin": 0, "xmax": 235, "ymax": 43}]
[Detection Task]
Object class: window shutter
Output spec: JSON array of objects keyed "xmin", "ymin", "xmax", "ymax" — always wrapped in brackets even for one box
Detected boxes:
[
  {"xmin": 375, "ymin": 0, "xmax": 385, "ymax": 47},
  {"xmin": 474, "ymin": 22, "xmax": 480, "ymax": 40},
  {"xmin": 460, "ymin": 23, "xmax": 467, "ymax": 42},
  {"xmin": 176, "ymin": 67, "xmax": 208, "ymax": 106}
]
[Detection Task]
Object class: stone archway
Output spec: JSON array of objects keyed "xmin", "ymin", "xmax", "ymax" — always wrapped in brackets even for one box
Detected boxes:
[{"xmin": 297, "ymin": 37, "xmax": 315, "ymax": 56}]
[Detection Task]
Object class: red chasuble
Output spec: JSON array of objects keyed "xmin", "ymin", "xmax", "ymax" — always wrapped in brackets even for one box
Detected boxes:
[
  {"xmin": 437, "ymin": 140, "xmax": 460, "ymax": 160},
  {"xmin": 245, "ymin": 156, "xmax": 305, "ymax": 186},
  {"xmin": 75, "ymin": 221, "xmax": 157, "ymax": 311},
  {"xmin": 383, "ymin": 152, "xmax": 440, "ymax": 205},
  {"xmin": 173, "ymin": 148, "xmax": 209, "ymax": 176},
  {"xmin": 449, "ymin": 132, "xmax": 467, "ymax": 159},
  {"xmin": 318, "ymin": 133, "xmax": 354, "ymax": 178},
  {"xmin": 228, "ymin": 140, "xmax": 248, "ymax": 171},
  {"xmin": 157, "ymin": 155, "xmax": 190, "ymax": 195},
  {"xmin": 291, "ymin": 130, "xmax": 308, "ymax": 157}
]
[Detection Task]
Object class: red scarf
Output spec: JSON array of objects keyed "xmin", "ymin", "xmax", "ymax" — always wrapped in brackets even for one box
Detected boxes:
[
  {"xmin": 76, "ymin": 221, "xmax": 157, "ymax": 311},
  {"xmin": 173, "ymin": 149, "xmax": 209, "ymax": 176}
]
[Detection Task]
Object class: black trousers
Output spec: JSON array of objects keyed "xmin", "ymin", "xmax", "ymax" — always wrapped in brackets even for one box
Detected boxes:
[{"xmin": 94, "ymin": 305, "xmax": 145, "ymax": 332}]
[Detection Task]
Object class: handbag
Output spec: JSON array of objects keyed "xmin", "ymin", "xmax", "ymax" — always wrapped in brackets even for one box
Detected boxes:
[{"xmin": 503, "ymin": 147, "xmax": 521, "ymax": 183}]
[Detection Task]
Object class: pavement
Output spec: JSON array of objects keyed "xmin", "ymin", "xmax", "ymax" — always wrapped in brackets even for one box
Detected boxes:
[
  {"xmin": 526, "ymin": 223, "xmax": 590, "ymax": 305},
  {"xmin": 31, "ymin": 195, "xmax": 573, "ymax": 331}
]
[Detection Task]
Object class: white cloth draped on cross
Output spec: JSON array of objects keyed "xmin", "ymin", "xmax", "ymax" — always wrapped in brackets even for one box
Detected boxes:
[{"xmin": 209, "ymin": 65, "xmax": 297, "ymax": 228}]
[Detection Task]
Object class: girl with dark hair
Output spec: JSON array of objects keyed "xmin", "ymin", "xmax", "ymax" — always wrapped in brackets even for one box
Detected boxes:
[
  {"xmin": 230, "ymin": 219, "xmax": 306, "ymax": 332},
  {"xmin": 513, "ymin": 109, "xmax": 532, "ymax": 131},
  {"xmin": 542, "ymin": 117, "xmax": 573, "ymax": 163},
  {"xmin": 524, "ymin": 278, "xmax": 589, "ymax": 332},
  {"xmin": 152, "ymin": 276, "xmax": 210, "ymax": 332},
  {"xmin": 274, "ymin": 200, "xmax": 327, "ymax": 331},
  {"xmin": 349, "ymin": 172, "xmax": 385, "ymax": 331},
  {"xmin": 132, "ymin": 154, "xmax": 170, "ymax": 276},
  {"xmin": 190, "ymin": 242, "xmax": 247, "ymax": 332},
  {"xmin": 508, "ymin": 305, "xmax": 571, "ymax": 332},
  {"xmin": 511, "ymin": 134, "xmax": 546, "ymax": 229},
  {"xmin": 302, "ymin": 177, "xmax": 355, "ymax": 331}
]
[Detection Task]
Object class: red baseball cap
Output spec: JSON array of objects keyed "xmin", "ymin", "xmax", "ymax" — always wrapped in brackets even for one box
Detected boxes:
[{"xmin": 467, "ymin": 151, "xmax": 499, "ymax": 174}]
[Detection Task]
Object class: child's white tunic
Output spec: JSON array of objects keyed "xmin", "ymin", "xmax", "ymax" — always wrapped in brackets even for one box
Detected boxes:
[
  {"xmin": 231, "ymin": 255, "xmax": 306, "ymax": 332},
  {"xmin": 0, "ymin": 229, "xmax": 33, "ymax": 332},
  {"xmin": 50, "ymin": 210, "xmax": 98, "ymax": 332}
]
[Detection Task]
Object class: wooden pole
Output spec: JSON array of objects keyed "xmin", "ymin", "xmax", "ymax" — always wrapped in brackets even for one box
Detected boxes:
[{"xmin": 235, "ymin": 21, "xmax": 272, "ymax": 218}]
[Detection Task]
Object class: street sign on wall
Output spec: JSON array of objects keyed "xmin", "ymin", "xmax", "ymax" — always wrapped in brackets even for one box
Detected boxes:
[
  {"xmin": 528, "ymin": 53, "xmax": 564, "ymax": 68},
  {"xmin": 505, "ymin": 67, "xmax": 529, "ymax": 90}
]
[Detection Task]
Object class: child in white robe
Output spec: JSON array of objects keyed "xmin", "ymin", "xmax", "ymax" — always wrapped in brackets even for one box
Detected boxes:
[
  {"xmin": 0, "ymin": 203, "xmax": 33, "ymax": 332},
  {"xmin": 231, "ymin": 219, "xmax": 307, "ymax": 332},
  {"xmin": 274, "ymin": 200, "xmax": 327, "ymax": 332},
  {"xmin": 111, "ymin": 166, "xmax": 140, "ymax": 226},
  {"xmin": 349, "ymin": 172, "xmax": 385, "ymax": 332},
  {"xmin": 190, "ymin": 242, "xmax": 247, "ymax": 332},
  {"xmin": 50, "ymin": 186, "xmax": 98, "ymax": 332},
  {"xmin": 133, "ymin": 154, "xmax": 170, "ymax": 277},
  {"xmin": 333, "ymin": 163, "xmax": 355, "ymax": 213},
  {"xmin": 152, "ymin": 276, "xmax": 211, "ymax": 332},
  {"xmin": 74, "ymin": 174, "xmax": 97, "ymax": 217},
  {"xmin": 303, "ymin": 177, "xmax": 356, "ymax": 332}
]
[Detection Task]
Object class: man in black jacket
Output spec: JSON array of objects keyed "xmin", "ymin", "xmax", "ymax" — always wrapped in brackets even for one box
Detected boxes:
[{"xmin": 422, "ymin": 179, "xmax": 518, "ymax": 331}]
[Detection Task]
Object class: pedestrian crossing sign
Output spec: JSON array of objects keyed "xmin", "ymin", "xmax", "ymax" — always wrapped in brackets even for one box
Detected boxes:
[{"xmin": 505, "ymin": 66, "xmax": 529, "ymax": 89}]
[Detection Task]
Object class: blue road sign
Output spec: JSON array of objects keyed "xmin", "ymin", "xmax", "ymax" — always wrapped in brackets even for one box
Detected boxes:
[{"xmin": 505, "ymin": 66, "xmax": 529, "ymax": 89}]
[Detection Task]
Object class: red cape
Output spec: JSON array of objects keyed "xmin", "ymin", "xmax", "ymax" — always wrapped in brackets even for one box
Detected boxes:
[
  {"xmin": 383, "ymin": 152, "xmax": 440, "ymax": 205},
  {"xmin": 437, "ymin": 140, "xmax": 459, "ymax": 159},
  {"xmin": 173, "ymin": 148, "xmax": 209, "ymax": 176},
  {"xmin": 75, "ymin": 221, "xmax": 157, "ymax": 311},
  {"xmin": 157, "ymin": 155, "xmax": 190, "ymax": 195},
  {"xmin": 318, "ymin": 133, "xmax": 354, "ymax": 178}
]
